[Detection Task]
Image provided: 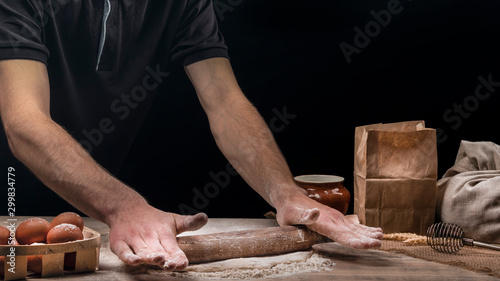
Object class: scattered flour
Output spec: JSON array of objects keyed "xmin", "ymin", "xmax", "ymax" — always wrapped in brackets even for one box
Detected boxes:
[
  {"xmin": 97, "ymin": 219, "xmax": 340, "ymax": 280},
  {"xmin": 108, "ymin": 250, "xmax": 335, "ymax": 280},
  {"xmin": 154, "ymin": 251, "xmax": 335, "ymax": 279}
]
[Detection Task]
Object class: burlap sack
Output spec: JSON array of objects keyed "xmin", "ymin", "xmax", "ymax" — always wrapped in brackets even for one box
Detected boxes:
[
  {"xmin": 437, "ymin": 140, "xmax": 500, "ymax": 244},
  {"xmin": 354, "ymin": 121, "xmax": 438, "ymax": 235}
]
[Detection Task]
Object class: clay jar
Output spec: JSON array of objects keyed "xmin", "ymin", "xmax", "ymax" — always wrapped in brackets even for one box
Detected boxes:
[{"xmin": 294, "ymin": 175, "xmax": 351, "ymax": 215}]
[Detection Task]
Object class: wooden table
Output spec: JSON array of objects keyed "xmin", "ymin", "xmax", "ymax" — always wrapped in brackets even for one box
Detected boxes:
[{"xmin": 2, "ymin": 216, "xmax": 498, "ymax": 280}]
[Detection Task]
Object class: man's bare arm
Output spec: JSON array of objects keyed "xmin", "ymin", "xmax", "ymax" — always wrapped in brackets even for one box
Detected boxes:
[
  {"xmin": 184, "ymin": 58, "xmax": 303, "ymax": 204},
  {"xmin": 0, "ymin": 60, "xmax": 145, "ymax": 221},
  {"xmin": 0, "ymin": 59, "xmax": 206, "ymax": 270},
  {"xmin": 186, "ymin": 58, "xmax": 384, "ymax": 249}
]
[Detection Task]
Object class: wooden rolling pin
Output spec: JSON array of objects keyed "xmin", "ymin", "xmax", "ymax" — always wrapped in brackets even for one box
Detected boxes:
[{"xmin": 177, "ymin": 226, "xmax": 330, "ymax": 264}]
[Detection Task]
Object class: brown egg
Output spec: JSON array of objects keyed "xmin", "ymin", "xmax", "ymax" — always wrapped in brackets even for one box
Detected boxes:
[
  {"xmin": 27, "ymin": 255, "xmax": 43, "ymax": 274},
  {"xmin": 15, "ymin": 218, "xmax": 51, "ymax": 245},
  {"xmin": 50, "ymin": 212, "xmax": 84, "ymax": 231},
  {"xmin": 0, "ymin": 226, "xmax": 10, "ymax": 245},
  {"xmin": 27, "ymin": 242, "xmax": 46, "ymax": 274},
  {"xmin": 46, "ymin": 223, "xmax": 83, "ymax": 244}
]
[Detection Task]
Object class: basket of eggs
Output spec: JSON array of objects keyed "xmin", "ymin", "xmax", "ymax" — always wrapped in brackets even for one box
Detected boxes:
[{"xmin": 0, "ymin": 212, "xmax": 101, "ymax": 280}]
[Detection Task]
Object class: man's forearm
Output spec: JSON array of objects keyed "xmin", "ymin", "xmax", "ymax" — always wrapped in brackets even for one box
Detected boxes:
[
  {"xmin": 4, "ymin": 112, "xmax": 147, "ymax": 223},
  {"xmin": 206, "ymin": 93, "xmax": 306, "ymax": 207},
  {"xmin": 185, "ymin": 58, "xmax": 305, "ymax": 208},
  {"xmin": 186, "ymin": 58, "xmax": 383, "ymax": 250}
]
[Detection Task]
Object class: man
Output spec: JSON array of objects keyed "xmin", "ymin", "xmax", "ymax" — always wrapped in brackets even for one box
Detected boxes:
[{"xmin": 0, "ymin": 0, "xmax": 383, "ymax": 271}]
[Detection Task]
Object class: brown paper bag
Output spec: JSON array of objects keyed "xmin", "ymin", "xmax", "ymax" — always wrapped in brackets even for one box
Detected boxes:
[{"xmin": 353, "ymin": 121, "xmax": 438, "ymax": 235}]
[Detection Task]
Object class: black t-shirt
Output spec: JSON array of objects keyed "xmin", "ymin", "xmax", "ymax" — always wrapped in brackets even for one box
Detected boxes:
[{"xmin": 0, "ymin": 0, "xmax": 229, "ymax": 172}]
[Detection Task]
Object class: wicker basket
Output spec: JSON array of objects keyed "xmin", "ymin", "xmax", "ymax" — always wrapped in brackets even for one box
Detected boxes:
[{"xmin": 0, "ymin": 227, "xmax": 101, "ymax": 280}]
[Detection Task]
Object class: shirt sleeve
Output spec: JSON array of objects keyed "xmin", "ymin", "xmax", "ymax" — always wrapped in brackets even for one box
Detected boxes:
[
  {"xmin": 171, "ymin": 0, "xmax": 229, "ymax": 66},
  {"xmin": 0, "ymin": 1, "xmax": 49, "ymax": 64}
]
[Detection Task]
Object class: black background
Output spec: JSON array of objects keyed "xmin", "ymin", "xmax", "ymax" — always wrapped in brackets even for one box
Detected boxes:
[{"xmin": 1, "ymin": 0, "xmax": 499, "ymax": 218}]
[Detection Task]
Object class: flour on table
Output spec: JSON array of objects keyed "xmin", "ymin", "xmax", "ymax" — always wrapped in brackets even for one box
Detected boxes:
[
  {"xmin": 151, "ymin": 251, "xmax": 335, "ymax": 279},
  {"xmin": 100, "ymin": 245, "xmax": 335, "ymax": 279},
  {"xmin": 98, "ymin": 219, "xmax": 338, "ymax": 279}
]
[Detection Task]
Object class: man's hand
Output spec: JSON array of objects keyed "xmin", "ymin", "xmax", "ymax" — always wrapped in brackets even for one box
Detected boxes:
[
  {"xmin": 185, "ymin": 57, "xmax": 383, "ymax": 250},
  {"xmin": 107, "ymin": 205, "xmax": 207, "ymax": 271},
  {"xmin": 0, "ymin": 59, "xmax": 205, "ymax": 270},
  {"xmin": 274, "ymin": 189, "xmax": 383, "ymax": 249}
]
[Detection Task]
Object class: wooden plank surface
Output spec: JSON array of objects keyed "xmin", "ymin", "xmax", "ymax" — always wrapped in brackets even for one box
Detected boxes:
[{"xmin": 2, "ymin": 216, "xmax": 498, "ymax": 280}]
